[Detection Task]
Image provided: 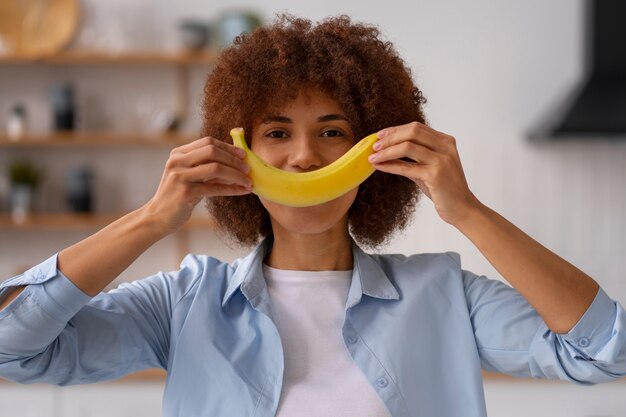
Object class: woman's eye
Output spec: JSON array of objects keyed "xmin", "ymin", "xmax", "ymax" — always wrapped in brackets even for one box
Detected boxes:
[
  {"xmin": 267, "ymin": 131, "xmax": 288, "ymax": 139},
  {"xmin": 321, "ymin": 130, "xmax": 343, "ymax": 138}
]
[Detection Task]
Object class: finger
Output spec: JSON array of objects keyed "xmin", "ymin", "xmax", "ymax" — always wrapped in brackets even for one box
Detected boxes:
[
  {"xmin": 173, "ymin": 136, "xmax": 246, "ymax": 159},
  {"xmin": 186, "ymin": 163, "xmax": 252, "ymax": 188},
  {"xmin": 369, "ymin": 141, "xmax": 437, "ymax": 165},
  {"xmin": 171, "ymin": 136, "xmax": 215, "ymax": 154},
  {"xmin": 205, "ymin": 137, "xmax": 247, "ymax": 159},
  {"xmin": 372, "ymin": 159, "xmax": 428, "ymax": 180},
  {"xmin": 377, "ymin": 121, "xmax": 448, "ymax": 153},
  {"xmin": 181, "ymin": 143, "xmax": 249, "ymax": 173}
]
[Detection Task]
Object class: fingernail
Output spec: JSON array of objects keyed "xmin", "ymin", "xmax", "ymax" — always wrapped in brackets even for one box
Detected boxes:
[
  {"xmin": 373, "ymin": 141, "xmax": 382, "ymax": 151},
  {"xmin": 368, "ymin": 154, "xmax": 378, "ymax": 163},
  {"xmin": 240, "ymin": 163, "xmax": 250, "ymax": 173},
  {"xmin": 236, "ymin": 148, "xmax": 246, "ymax": 158},
  {"xmin": 377, "ymin": 129, "xmax": 388, "ymax": 139}
]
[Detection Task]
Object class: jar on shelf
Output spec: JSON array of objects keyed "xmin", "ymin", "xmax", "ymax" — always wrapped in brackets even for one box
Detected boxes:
[
  {"xmin": 7, "ymin": 104, "xmax": 27, "ymax": 141},
  {"xmin": 66, "ymin": 166, "xmax": 93, "ymax": 213}
]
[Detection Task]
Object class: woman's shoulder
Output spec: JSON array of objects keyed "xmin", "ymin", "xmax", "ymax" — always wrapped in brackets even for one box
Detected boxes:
[
  {"xmin": 142, "ymin": 253, "xmax": 235, "ymax": 306},
  {"xmin": 369, "ymin": 250, "xmax": 513, "ymax": 302},
  {"xmin": 175, "ymin": 253, "xmax": 235, "ymax": 284},
  {"xmin": 365, "ymin": 250, "xmax": 468, "ymax": 295},
  {"xmin": 370, "ymin": 250, "xmax": 462, "ymax": 273}
]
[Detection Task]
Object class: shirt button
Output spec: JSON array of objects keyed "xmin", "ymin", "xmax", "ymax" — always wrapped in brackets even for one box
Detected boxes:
[
  {"xmin": 578, "ymin": 337, "xmax": 590, "ymax": 347},
  {"xmin": 376, "ymin": 377, "xmax": 389, "ymax": 388},
  {"xmin": 346, "ymin": 335, "xmax": 358, "ymax": 344}
]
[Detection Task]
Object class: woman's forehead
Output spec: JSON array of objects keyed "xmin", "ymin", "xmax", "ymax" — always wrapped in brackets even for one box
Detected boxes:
[{"xmin": 258, "ymin": 88, "xmax": 344, "ymax": 117}]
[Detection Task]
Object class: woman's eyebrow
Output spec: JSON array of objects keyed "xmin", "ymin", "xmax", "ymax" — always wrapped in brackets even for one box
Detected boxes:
[
  {"xmin": 262, "ymin": 114, "xmax": 349, "ymax": 124},
  {"xmin": 317, "ymin": 114, "xmax": 349, "ymax": 122},
  {"xmin": 262, "ymin": 115, "xmax": 291, "ymax": 124}
]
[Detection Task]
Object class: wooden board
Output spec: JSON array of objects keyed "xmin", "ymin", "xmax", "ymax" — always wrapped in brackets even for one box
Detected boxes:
[{"xmin": 0, "ymin": 0, "xmax": 79, "ymax": 58}]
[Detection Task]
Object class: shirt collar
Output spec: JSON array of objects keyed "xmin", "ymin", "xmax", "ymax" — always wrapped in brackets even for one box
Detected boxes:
[{"xmin": 221, "ymin": 236, "xmax": 400, "ymax": 309}]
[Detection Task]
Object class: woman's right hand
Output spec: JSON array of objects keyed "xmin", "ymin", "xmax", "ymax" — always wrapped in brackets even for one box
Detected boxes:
[{"xmin": 143, "ymin": 136, "xmax": 252, "ymax": 235}]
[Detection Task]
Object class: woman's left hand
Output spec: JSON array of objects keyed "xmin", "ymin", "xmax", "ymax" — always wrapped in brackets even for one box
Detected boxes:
[{"xmin": 368, "ymin": 121, "xmax": 482, "ymax": 226}]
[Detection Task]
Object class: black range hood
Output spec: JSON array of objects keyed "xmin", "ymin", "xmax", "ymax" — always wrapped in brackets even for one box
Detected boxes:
[{"xmin": 531, "ymin": 0, "xmax": 626, "ymax": 141}]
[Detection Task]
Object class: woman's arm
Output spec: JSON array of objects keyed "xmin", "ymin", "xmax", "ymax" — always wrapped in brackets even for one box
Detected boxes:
[
  {"xmin": 453, "ymin": 202, "xmax": 599, "ymax": 334},
  {"xmin": 0, "ymin": 135, "xmax": 249, "ymax": 306},
  {"xmin": 52, "ymin": 133, "xmax": 253, "ymax": 297},
  {"xmin": 370, "ymin": 121, "xmax": 600, "ymax": 334},
  {"xmin": 0, "ymin": 136, "xmax": 252, "ymax": 384},
  {"xmin": 0, "ymin": 206, "xmax": 164, "ymax": 311},
  {"xmin": 0, "ymin": 136, "xmax": 251, "ymax": 310},
  {"xmin": 0, "ymin": 206, "xmax": 166, "ymax": 314},
  {"xmin": 58, "ymin": 205, "xmax": 167, "ymax": 296}
]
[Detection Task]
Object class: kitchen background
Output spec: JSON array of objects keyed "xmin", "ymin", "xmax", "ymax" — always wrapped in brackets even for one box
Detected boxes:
[{"xmin": 1, "ymin": 0, "xmax": 625, "ymax": 416}]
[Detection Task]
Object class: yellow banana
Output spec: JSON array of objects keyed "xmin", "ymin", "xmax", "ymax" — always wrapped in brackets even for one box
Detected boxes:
[{"xmin": 230, "ymin": 127, "xmax": 379, "ymax": 207}]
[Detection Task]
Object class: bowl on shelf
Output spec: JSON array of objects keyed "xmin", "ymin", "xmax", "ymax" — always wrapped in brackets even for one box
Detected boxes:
[
  {"xmin": 0, "ymin": 0, "xmax": 79, "ymax": 58},
  {"xmin": 216, "ymin": 10, "xmax": 262, "ymax": 48},
  {"xmin": 178, "ymin": 20, "xmax": 212, "ymax": 51}
]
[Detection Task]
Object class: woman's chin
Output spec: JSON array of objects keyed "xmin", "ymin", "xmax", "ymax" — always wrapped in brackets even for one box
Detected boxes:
[{"xmin": 260, "ymin": 191, "xmax": 357, "ymax": 235}]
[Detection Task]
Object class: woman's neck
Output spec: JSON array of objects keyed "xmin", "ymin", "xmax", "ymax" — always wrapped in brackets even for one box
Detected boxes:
[{"xmin": 264, "ymin": 223, "xmax": 353, "ymax": 271}]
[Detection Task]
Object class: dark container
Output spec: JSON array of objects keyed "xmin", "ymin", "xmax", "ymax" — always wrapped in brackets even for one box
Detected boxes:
[
  {"xmin": 50, "ymin": 83, "xmax": 76, "ymax": 131},
  {"xmin": 66, "ymin": 167, "xmax": 93, "ymax": 212}
]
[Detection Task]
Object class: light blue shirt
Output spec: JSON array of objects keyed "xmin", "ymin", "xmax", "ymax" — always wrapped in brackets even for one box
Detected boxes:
[{"xmin": 1, "ymin": 237, "xmax": 625, "ymax": 417}]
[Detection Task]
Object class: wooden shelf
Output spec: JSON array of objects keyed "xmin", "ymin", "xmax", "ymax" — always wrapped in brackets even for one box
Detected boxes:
[
  {"xmin": 0, "ymin": 50, "xmax": 219, "ymax": 65},
  {"xmin": 114, "ymin": 370, "xmax": 626, "ymax": 384},
  {"xmin": 0, "ymin": 370, "xmax": 569, "ymax": 384},
  {"xmin": 118, "ymin": 368, "xmax": 167, "ymax": 382},
  {"xmin": 0, "ymin": 131, "xmax": 198, "ymax": 148},
  {"xmin": 3, "ymin": 369, "xmax": 626, "ymax": 385},
  {"xmin": 113, "ymin": 370, "xmax": 525, "ymax": 383},
  {"xmin": 0, "ymin": 212, "xmax": 214, "ymax": 231}
]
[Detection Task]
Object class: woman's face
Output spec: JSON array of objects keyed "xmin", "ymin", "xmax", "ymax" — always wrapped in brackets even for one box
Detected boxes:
[{"xmin": 250, "ymin": 89, "xmax": 359, "ymax": 236}]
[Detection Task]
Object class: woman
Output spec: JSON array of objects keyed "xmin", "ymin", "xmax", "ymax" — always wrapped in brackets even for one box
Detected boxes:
[{"xmin": 0, "ymin": 14, "xmax": 624, "ymax": 417}]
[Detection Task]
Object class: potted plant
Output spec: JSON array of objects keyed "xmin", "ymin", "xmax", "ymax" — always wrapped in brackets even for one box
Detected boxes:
[{"xmin": 9, "ymin": 160, "xmax": 41, "ymax": 223}]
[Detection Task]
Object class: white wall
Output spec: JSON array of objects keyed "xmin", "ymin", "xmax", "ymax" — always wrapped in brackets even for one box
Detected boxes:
[
  {"xmin": 0, "ymin": 382, "xmax": 164, "ymax": 417},
  {"xmin": 1, "ymin": 1, "xmax": 625, "ymax": 416},
  {"xmin": 484, "ymin": 379, "xmax": 626, "ymax": 417}
]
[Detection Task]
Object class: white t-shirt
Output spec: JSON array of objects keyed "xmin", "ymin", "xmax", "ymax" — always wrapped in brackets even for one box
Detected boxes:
[{"xmin": 263, "ymin": 264, "xmax": 392, "ymax": 417}]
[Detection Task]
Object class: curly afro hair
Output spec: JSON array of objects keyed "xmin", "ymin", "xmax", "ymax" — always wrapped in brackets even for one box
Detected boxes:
[{"xmin": 202, "ymin": 13, "xmax": 427, "ymax": 250}]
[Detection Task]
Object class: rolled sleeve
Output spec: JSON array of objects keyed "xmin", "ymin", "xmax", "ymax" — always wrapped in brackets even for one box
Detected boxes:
[
  {"xmin": 463, "ymin": 268, "xmax": 626, "ymax": 383},
  {"xmin": 0, "ymin": 254, "xmax": 93, "ymax": 358},
  {"xmin": 1, "ymin": 254, "xmax": 92, "ymax": 321},
  {"xmin": 528, "ymin": 287, "xmax": 626, "ymax": 384},
  {"xmin": 562, "ymin": 287, "xmax": 617, "ymax": 359},
  {"xmin": 0, "ymin": 253, "xmax": 194, "ymax": 385}
]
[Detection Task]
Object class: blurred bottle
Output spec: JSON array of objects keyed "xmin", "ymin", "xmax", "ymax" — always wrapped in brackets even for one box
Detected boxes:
[
  {"xmin": 7, "ymin": 104, "xmax": 27, "ymax": 141},
  {"xmin": 66, "ymin": 166, "xmax": 93, "ymax": 213},
  {"xmin": 49, "ymin": 83, "xmax": 76, "ymax": 131}
]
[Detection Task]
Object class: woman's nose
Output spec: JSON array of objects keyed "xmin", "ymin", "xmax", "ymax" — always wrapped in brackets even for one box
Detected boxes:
[{"xmin": 286, "ymin": 137, "xmax": 323, "ymax": 172}]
